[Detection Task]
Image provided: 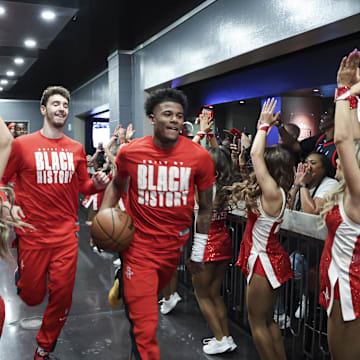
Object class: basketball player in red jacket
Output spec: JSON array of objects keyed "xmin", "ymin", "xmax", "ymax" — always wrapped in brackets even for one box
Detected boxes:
[
  {"xmin": 100, "ymin": 88, "xmax": 215, "ymax": 360},
  {"xmin": 0, "ymin": 86, "xmax": 109, "ymax": 360}
]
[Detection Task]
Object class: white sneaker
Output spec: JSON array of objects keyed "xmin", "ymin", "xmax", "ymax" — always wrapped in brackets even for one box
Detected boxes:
[
  {"xmin": 113, "ymin": 258, "xmax": 121, "ymax": 267},
  {"xmin": 227, "ymin": 336, "xmax": 237, "ymax": 351},
  {"xmin": 159, "ymin": 292, "xmax": 182, "ymax": 315},
  {"xmin": 202, "ymin": 337, "xmax": 215, "ymax": 345},
  {"xmin": 274, "ymin": 313, "xmax": 291, "ymax": 329},
  {"xmin": 295, "ymin": 295, "xmax": 309, "ymax": 319},
  {"xmin": 203, "ymin": 336, "xmax": 231, "ymax": 355}
]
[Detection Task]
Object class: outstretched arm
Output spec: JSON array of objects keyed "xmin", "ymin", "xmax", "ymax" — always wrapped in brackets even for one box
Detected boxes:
[
  {"xmin": 335, "ymin": 49, "xmax": 360, "ymax": 198},
  {"xmin": 192, "ymin": 109, "xmax": 218, "ymax": 147},
  {"xmin": 186, "ymin": 185, "xmax": 213, "ymax": 275},
  {"xmin": 0, "ymin": 117, "xmax": 14, "ymax": 179},
  {"xmin": 336, "ymin": 48, "xmax": 360, "ymax": 139},
  {"xmin": 251, "ymin": 98, "xmax": 284, "ymax": 215},
  {"xmin": 104, "ymin": 125, "xmax": 121, "ymax": 165},
  {"xmin": 276, "ymin": 117, "xmax": 301, "ymax": 153}
]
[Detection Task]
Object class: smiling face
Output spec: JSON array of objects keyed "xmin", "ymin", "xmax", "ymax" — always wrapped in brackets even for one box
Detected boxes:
[
  {"xmin": 40, "ymin": 94, "xmax": 69, "ymax": 129},
  {"xmin": 150, "ymin": 101, "xmax": 184, "ymax": 149}
]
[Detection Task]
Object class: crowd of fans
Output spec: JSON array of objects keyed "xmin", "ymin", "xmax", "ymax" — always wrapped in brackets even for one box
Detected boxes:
[{"xmin": 0, "ymin": 48, "xmax": 360, "ymax": 360}]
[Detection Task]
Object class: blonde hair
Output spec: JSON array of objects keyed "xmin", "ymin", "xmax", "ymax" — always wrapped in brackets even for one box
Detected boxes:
[
  {"xmin": 225, "ymin": 172, "xmax": 261, "ymax": 214},
  {"xmin": 0, "ymin": 186, "xmax": 33, "ymax": 260},
  {"xmin": 320, "ymin": 139, "xmax": 360, "ymax": 225}
]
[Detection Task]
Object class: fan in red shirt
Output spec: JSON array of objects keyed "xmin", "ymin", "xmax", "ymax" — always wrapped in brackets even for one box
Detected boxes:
[
  {"xmin": 0, "ymin": 86, "xmax": 109, "ymax": 360},
  {"xmin": 100, "ymin": 88, "xmax": 215, "ymax": 360}
]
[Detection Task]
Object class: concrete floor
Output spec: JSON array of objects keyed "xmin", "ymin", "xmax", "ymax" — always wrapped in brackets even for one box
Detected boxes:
[{"xmin": 0, "ymin": 212, "xmax": 259, "ymax": 359}]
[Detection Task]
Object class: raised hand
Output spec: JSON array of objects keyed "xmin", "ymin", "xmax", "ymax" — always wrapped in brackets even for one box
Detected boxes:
[
  {"xmin": 113, "ymin": 125, "xmax": 122, "ymax": 137},
  {"xmin": 337, "ymin": 48, "xmax": 360, "ymax": 87},
  {"xmin": 199, "ymin": 109, "xmax": 214, "ymax": 133},
  {"xmin": 117, "ymin": 126, "xmax": 126, "ymax": 143},
  {"xmin": 257, "ymin": 98, "xmax": 280, "ymax": 128},
  {"xmin": 125, "ymin": 123, "xmax": 135, "ymax": 142},
  {"xmin": 241, "ymin": 132, "xmax": 251, "ymax": 149}
]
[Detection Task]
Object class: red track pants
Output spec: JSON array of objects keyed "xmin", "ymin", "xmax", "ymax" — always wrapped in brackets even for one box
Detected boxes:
[
  {"xmin": 122, "ymin": 250, "xmax": 182, "ymax": 360},
  {"xmin": 17, "ymin": 239, "xmax": 78, "ymax": 352}
]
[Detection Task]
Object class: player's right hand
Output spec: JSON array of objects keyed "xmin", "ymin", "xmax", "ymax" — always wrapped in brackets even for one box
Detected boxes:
[{"xmin": 185, "ymin": 259, "xmax": 205, "ymax": 275}]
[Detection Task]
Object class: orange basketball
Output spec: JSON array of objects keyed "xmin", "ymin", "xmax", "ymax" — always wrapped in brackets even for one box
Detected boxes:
[{"xmin": 90, "ymin": 208, "xmax": 135, "ymax": 252}]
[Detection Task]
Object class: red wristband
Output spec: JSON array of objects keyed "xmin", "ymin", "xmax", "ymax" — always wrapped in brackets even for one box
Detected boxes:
[
  {"xmin": 196, "ymin": 131, "xmax": 206, "ymax": 140},
  {"xmin": 206, "ymin": 133, "xmax": 214, "ymax": 141},
  {"xmin": 258, "ymin": 124, "xmax": 269, "ymax": 132},
  {"xmin": 334, "ymin": 86, "xmax": 358, "ymax": 109}
]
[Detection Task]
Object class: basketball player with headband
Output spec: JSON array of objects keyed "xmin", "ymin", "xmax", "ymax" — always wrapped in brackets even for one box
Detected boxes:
[
  {"xmin": 0, "ymin": 87, "xmax": 109, "ymax": 360},
  {"xmin": 100, "ymin": 88, "xmax": 215, "ymax": 360}
]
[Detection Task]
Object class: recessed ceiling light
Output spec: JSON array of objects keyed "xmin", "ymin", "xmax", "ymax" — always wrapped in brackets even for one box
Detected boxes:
[
  {"xmin": 0, "ymin": 79, "xmax": 8, "ymax": 85},
  {"xmin": 41, "ymin": 10, "xmax": 56, "ymax": 21},
  {"xmin": 24, "ymin": 39, "xmax": 37, "ymax": 48},
  {"xmin": 6, "ymin": 71, "xmax": 15, "ymax": 77},
  {"xmin": 239, "ymin": 100, "xmax": 245, "ymax": 104},
  {"xmin": 0, "ymin": 87, "xmax": 3, "ymax": 91},
  {"xmin": 313, "ymin": 88, "xmax": 320, "ymax": 92},
  {"xmin": 0, "ymin": 6, "xmax": 5, "ymax": 15},
  {"xmin": 14, "ymin": 57, "xmax": 24, "ymax": 65}
]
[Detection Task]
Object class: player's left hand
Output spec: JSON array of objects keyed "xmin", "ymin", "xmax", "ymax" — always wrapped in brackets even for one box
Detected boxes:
[
  {"xmin": 92, "ymin": 171, "xmax": 110, "ymax": 190},
  {"xmin": 186, "ymin": 259, "xmax": 205, "ymax": 275}
]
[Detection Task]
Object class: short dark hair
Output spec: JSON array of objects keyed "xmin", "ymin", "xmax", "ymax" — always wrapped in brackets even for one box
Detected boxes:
[
  {"xmin": 40, "ymin": 86, "xmax": 70, "ymax": 107},
  {"xmin": 144, "ymin": 88, "xmax": 188, "ymax": 116},
  {"xmin": 285, "ymin": 123, "xmax": 300, "ymax": 140}
]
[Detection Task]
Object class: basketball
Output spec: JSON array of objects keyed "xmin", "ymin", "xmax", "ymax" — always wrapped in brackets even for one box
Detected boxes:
[{"xmin": 90, "ymin": 208, "xmax": 135, "ymax": 252}]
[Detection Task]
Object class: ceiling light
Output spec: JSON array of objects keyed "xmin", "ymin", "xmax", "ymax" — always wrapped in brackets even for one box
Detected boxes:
[
  {"xmin": 313, "ymin": 88, "xmax": 320, "ymax": 92},
  {"xmin": 0, "ymin": 79, "xmax": 8, "ymax": 85},
  {"xmin": 239, "ymin": 100, "xmax": 245, "ymax": 104},
  {"xmin": 41, "ymin": 10, "xmax": 56, "ymax": 21},
  {"xmin": 6, "ymin": 71, "xmax": 15, "ymax": 77},
  {"xmin": 0, "ymin": 6, "xmax": 5, "ymax": 15},
  {"xmin": 0, "ymin": 87, "xmax": 3, "ymax": 91},
  {"xmin": 24, "ymin": 39, "xmax": 37, "ymax": 48},
  {"xmin": 14, "ymin": 57, "xmax": 24, "ymax": 65}
]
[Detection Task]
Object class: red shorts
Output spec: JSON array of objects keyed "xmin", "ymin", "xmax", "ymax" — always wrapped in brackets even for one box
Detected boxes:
[{"xmin": 253, "ymin": 257, "xmax": 266, "ymax": 277}]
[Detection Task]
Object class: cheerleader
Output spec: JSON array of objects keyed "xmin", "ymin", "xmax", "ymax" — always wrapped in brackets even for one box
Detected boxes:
[
  {"xmin": 0, "ymin": 116, "xmax": 32, "ymax": 337},
  {"xmin": 192, "ymin": 147, "xmax": 237, "ymax": 354},
  {"xmin": 227, "ymin": 98, "xmax": 295, "ymax": 360},
  {"xmin": 319, "ymin": 49, "xmax": 360, "ymax": 360}
]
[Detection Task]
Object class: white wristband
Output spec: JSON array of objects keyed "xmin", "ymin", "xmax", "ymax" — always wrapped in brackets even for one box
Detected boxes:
[
  {"xmin": 190, "ymin": 232, "xmax": 208, "ymax": 262},
  {"xmin": 336, "ymin": 90, "xmax": 351, "ymax": 101}
]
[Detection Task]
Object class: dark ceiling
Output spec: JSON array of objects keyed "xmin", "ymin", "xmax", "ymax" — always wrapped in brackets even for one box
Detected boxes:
[{"xmin": 0, "ymin": 0, "xmax": 207, "ymax": 100}]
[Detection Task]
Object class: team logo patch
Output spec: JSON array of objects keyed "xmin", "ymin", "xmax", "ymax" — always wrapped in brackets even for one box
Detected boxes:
[{"xmin": 125, "ymin": 265, "xmax": 134, "ymax": 280}]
